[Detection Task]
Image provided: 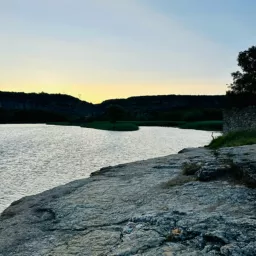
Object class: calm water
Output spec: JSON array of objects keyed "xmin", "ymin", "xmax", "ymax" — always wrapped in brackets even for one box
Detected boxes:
[{"xmin": 0, "ymin": 124, "xmax": 219, "ymax": 213}]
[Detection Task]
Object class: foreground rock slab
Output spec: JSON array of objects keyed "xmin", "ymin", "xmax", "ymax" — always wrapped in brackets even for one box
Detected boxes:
[{"xmin": 0, "ymin": 145, "xmax": 256, "ymax": 256}]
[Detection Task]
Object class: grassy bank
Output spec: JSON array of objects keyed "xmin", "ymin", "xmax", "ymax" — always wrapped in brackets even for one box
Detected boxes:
[
  {"xmin": 81, "ymin": 121, "xmax": 139, "ymax": 131},
  {"xmin": 208, "ymin": 130, "xmax": 256, "ymax": 149},
  {"xmin": 131, "ymin": 120, "xmax": 222, "ymax": 131},
  {"xmin": 48, "ymin": 120, "xmax": 223, "ymax": 132},
  {"xmin": 48, "ymin": 121, "xmax": 139, "ymax": 131},
  {"xmin": 125, "ymin": 121, "xmax": 186, "ymax": 127},
  {"xmin": 179, "ymin": 121, "xmax": 223, "ymax": 131}
]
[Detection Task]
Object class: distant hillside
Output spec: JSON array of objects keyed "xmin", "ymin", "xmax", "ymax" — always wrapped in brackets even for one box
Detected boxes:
[
  {"xmin": 97, "ymin": 95, "xmax": 225, "ymax": 121},
  {"xmin": 0, "ymin": 91, "xmax": 95, "ymax": 113},
  {"xmin": 0, "ymin": 91, "xmax": 225, "ymax": 123},
  {"xmin": 0, "ymin": 91, "xmax": 96, "ymax": 123},
  {"xmin": 98, "ymin": 95, "xmax": 225, "ymax": 111}
]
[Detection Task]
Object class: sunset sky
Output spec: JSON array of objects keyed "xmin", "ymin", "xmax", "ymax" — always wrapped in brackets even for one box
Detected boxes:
[{"xmin": 1, "ymin": 0, "xmax": 255, "ymax": 103}]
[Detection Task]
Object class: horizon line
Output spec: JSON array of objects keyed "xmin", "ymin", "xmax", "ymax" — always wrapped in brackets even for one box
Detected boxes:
[{"xmin": 0, "ymin": 90, "xmax": 226, "ymax": 104}]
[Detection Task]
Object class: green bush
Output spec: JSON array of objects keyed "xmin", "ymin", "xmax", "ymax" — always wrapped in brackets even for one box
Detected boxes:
[
  {"xmin": 208, "ymin": 130, "xmax": 256, "ymax": 149},
  {"xmin": 182, "ymin": 162, "xmax": 201, "ymax": 175}
]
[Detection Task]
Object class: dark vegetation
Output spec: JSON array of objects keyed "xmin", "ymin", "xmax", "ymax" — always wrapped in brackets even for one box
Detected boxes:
[
  {"xmin": 97, "ymin": 95, "xmax": 224, "ymax": 124},
  {"xmin": 75, "ymin": 120, "xmax": 222, "ymax": 132},
  {"xmin": 0, "ymin": 109, "xmax": 69, "ymax": 123},
  {"xmin": 0, "ymin": 91, "xmax": 224, "ymax": 131},
  {"xmin": 207, "ymin": 45, "xmax": 256, "ymax": 148},
  {"xmin": 80, "ymin": 121, "xmax": 139, "ymax": 131},
  {"xmin": 105, "ymin": 104, "xmax": 127, "ymax": 130},
  {"xmin": 0, "ymin": 91, "xmax": 95, "ymax": 123},
  {"xmin": 179, "ymin": 120, "xmax": 222, "ymax": 131},
  {"xmin": 226, "ymin": 45, "xmax": 256, "ymax": 107},
  {"xmin": 182, "ymin": 162, "xmax": 202, "ymax": 175},
  {"xmin": 126, "ymin": 120, "xmax": 185, "ymax": 127},
  {"xmin": 208, "ymin": 130, "xmax": 256, "ymax": 149},
  {"xmin": 162, "ymin": 174, "xmax": 196, "ymax": 188}
]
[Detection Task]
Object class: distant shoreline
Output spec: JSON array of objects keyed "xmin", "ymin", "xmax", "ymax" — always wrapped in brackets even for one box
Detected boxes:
[
  {"xmin": 48, "ymin": 120, "xmax": 223, "ymax": 132},
  {"xmin": 0, "ymin": 120, "xmax": 223, "ymax": 132}
]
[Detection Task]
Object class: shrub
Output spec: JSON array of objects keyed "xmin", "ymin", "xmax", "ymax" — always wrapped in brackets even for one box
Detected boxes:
[
  {"xmin": 208, "ymin": 130, "xmax": 256, "ymax": 149},
  {"xmin": 162, "ymin": 175, "xmax": 196, "ymax": 188},
  {"xmin": 182, "ymin": 162, "xmax": 202, "ymax": 175}
]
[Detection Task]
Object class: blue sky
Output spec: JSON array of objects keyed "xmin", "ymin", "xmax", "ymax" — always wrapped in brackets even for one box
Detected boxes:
[{"xmin": 0, "ymin": 0, "xmax": 255, "ymax": 102}]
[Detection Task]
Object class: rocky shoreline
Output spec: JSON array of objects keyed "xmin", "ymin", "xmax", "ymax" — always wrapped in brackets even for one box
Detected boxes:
[{"xmin": 0, "ymin": 145, "xmax": 256, "ymax": 256}]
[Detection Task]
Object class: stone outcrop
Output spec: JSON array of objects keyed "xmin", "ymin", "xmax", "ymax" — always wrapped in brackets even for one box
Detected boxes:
[
  {"xmin": 223, "ymin": 106, "xmax": 256, "ymax": 133},
  {"xmin": 0, "ymin": 145, "xmax": 256, "ymax": 256}
]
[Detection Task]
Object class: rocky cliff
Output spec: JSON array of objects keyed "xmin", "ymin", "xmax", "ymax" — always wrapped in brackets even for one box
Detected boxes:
[{"xmin": 0, "ymin": 145, "xmax": 256, "ymax": 256}]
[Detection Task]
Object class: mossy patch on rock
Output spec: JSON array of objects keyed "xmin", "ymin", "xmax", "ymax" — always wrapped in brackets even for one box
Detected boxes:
[
  {"xmin": 182, "ymin": 162, "xmax": 202, "ymax": 175},
  {"xmin": 162, "ymin": 175, "xmax": 197, "ymax": 188}
]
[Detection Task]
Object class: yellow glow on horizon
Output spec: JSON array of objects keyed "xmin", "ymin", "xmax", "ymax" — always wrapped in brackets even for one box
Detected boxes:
[{"xmin": 0, "ymin": 82, "xmax": 226, "ymax": 104}]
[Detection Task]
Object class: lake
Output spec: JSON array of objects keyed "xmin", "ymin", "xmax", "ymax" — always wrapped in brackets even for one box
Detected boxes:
[{"xmin": 0, "ymin": 124, "xmax": 220, "ymax": 213}]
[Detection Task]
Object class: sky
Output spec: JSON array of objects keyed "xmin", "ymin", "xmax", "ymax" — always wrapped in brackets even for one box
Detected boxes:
[{"xmin": 0, "ymin": 0, "xmax": 255, "ymax": 103}]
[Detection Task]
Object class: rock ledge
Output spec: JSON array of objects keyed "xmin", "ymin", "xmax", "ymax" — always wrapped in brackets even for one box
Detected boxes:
[{"xmin": 0, "ymin": 145, "xmax": 256, "ymax": 256}]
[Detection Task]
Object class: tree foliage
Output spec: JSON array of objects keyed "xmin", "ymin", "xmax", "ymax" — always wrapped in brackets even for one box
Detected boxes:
[
  {"xmin": 106, "ymin": 104, "xmax": 126, "ymax": 123},
  {"xmin": 227, "ymin": 46, "xmax": 256, "ymax": 106}
]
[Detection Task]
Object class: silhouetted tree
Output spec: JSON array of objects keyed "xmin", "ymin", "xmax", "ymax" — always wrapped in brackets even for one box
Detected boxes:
[
  {"xmin": 106, "ymin": 104, "xmax": 126, "ymax": 128},
  {"xmin": 227, "ymin": 46, "xmax": 256, "ymax": 107}
]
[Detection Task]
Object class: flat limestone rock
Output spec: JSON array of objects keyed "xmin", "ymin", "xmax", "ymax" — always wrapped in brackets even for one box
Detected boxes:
[{"xmin": 0, "ymin": 145, "xmax": 256, "ymax": 256}]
